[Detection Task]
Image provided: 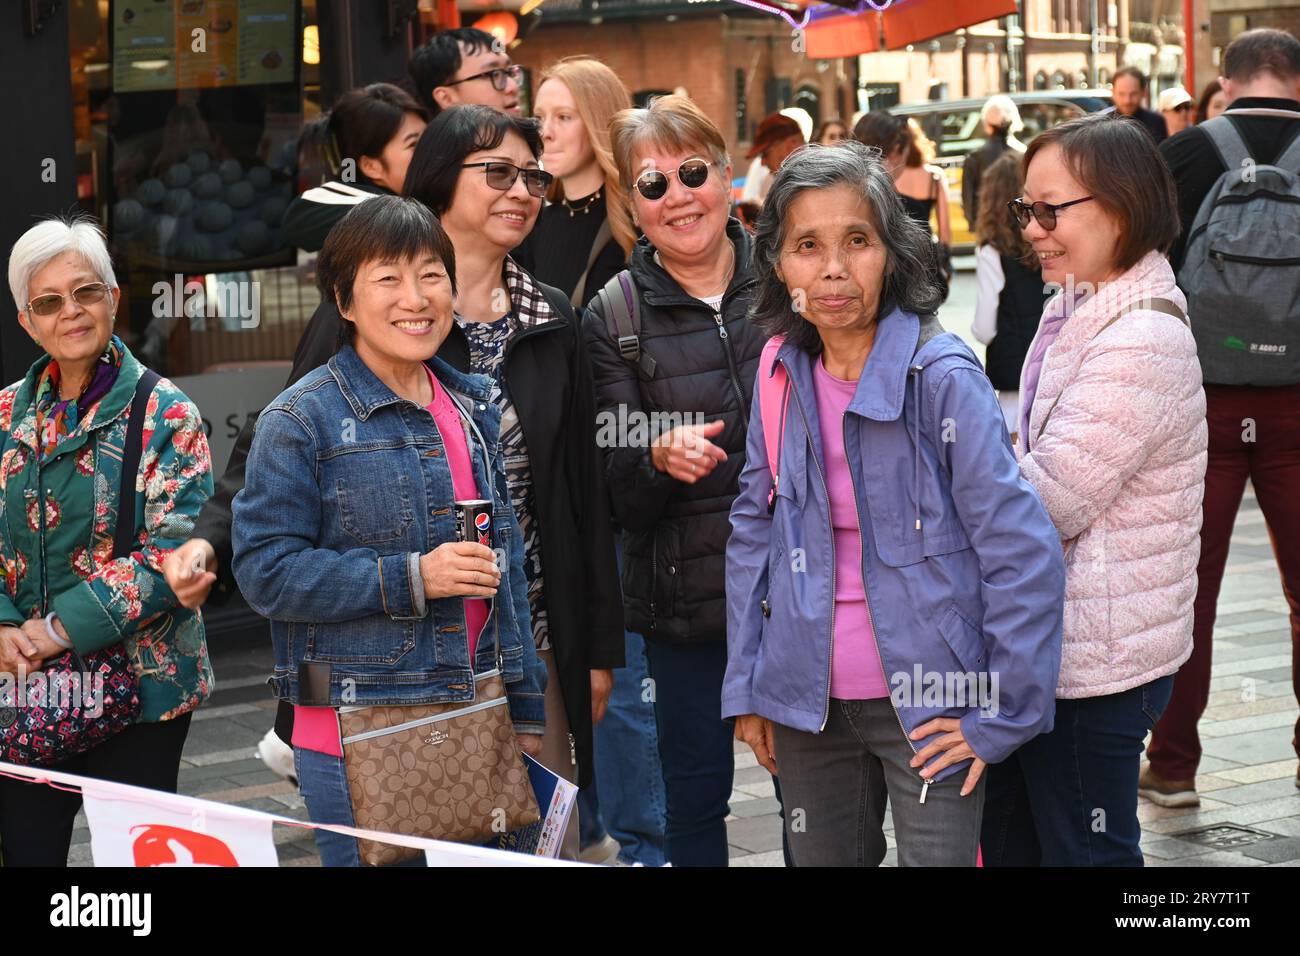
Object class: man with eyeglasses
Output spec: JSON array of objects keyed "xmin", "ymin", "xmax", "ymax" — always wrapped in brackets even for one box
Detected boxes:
[{"xmin": 409, "ymin": 27, "xmax": 523, "ymax": 118}]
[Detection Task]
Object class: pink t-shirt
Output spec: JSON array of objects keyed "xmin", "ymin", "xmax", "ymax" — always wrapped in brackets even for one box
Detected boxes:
[
  {"xmin": 813, "ymin": 357, "xmax": 888, "ymax": 700},
  {"xmin": 293, "ymin": 367, "xmax": 490, "ymax": 756}
]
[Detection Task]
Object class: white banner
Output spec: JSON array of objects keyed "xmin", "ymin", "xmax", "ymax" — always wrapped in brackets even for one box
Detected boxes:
[{"xmin": 0, "ymin": 761, "xmax": 582, "ymax": 868}]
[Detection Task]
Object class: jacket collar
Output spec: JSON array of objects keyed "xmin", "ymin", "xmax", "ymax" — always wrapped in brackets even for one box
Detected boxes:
[
  {"xmin": 629, "ymin": 217, "xmax": 755, "ymax": 308},
  {"xmin": 776, "ymin": 306, "xmax": 919, "ymax": 424},
  {"xmin": 9, "ymin": 339, "xmax": 145, "ymax": 453},
  {"xmin": 328, "ymin": 343, "xmax": 493, "ymax": 421}
]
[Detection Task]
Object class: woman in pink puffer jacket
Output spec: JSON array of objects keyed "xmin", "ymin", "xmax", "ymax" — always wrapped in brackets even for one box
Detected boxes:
[{"xmin": 981, "ymin": 114, "xmax": 1207, "ymax": 867}]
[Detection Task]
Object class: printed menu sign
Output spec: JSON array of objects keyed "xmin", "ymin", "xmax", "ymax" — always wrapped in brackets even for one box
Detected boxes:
[{"xmin": 113, "ymin": 0, "xmax": 295, "ymax": 92}]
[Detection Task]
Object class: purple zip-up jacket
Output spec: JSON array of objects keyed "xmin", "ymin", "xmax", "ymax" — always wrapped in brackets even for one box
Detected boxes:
[{"xmin": 723, "ymin": 308, "xmax": 1065, "ymax": 781}]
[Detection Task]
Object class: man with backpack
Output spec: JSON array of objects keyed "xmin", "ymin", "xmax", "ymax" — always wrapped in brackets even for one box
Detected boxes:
[{"xmin": 1141, "ymin": 27, "xmax": 1300, "ymax": 808}]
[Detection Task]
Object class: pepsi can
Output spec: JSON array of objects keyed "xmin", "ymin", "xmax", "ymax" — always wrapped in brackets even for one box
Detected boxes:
[{"xmin": 455, "ymin": 499, "xmax": 493, "ymax": 547}]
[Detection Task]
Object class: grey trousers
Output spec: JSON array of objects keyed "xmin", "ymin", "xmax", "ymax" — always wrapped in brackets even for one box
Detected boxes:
[
  {"xmin": 771, "ymin": 698, "xmax": 985, "ymax": 866},
  {"xmin": 536, "ymin": 647, "xmax": 581, "ymax": 861}
]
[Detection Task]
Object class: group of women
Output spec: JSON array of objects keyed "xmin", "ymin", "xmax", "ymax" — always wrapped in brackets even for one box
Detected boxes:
[{"xmin": 1, "ymin": 52, "xmax": 1206, "ymax": 867}]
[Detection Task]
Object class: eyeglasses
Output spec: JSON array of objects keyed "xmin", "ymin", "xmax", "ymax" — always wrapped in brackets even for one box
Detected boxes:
[
  {"xmin": 633, "ymin": 158, "xmax": 712, "ymax": 201},
  {"xmin": 1007, "ymin": 196, "xmax": 1095, "ymax": 231},
  {"xmin": 461, "ymin": 161, "xmax": 554, "ymax": 198},
  {"xmin": 26, "ymin": 282, "xmax": 111, "ymax": 317},
  {"xmin": 443, "ymin": 64, "xmax": 523, "ymax": 93}
]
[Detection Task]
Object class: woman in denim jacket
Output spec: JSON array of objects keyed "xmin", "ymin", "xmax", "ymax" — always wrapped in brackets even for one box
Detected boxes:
[
  {"xmin": 232, "ymin": 196, "xmax": 545, "ymax": 866},
  {"xmin": 724, "ymin": 143, "xmax": 1065, "ymax": 866}
]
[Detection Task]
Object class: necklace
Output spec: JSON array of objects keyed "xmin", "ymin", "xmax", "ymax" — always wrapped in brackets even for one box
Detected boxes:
[{"xmin": 561, "ymin": 186, "xmax": 601, "ymax": 217}]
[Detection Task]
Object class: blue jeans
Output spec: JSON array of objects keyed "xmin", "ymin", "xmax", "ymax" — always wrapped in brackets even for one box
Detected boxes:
[
  {"xmin": 578, "ymin": 629, "xmax": 667, "ymax": 865},
  {"xmin": 981, "ymin": 674, "xmax": 1175, "ymax": 867},
  {"xmin": 643, "ymin": 638, "xmax": 735, "ymax": 867},
  {"xmin": 294, "ymin": 746, "xmax": 426, "ymax": 868}
]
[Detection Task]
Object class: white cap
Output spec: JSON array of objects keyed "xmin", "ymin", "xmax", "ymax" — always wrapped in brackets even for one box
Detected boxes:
[{"xmin": 1158, "ymin": 87, "xmax": 1193, "ymax": 111}]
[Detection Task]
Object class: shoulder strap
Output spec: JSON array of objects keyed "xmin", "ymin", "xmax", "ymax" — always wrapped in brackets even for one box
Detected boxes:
[
  {"xmin": 595, "ymin": 271, "xmax": 656, "ymax": 378},
  {"xmin": 1276, "ymin": 124, "xmax": 1300, "ymax": 172},
  {"xmin": 571, "ymin": 218, "xmax": 614, "ymax": 308},
  {"xmin": 1035, "ymin": 297, "xmax": 1185, "ymax": 443},
  {"xmin": 758, "ymin": 335, "xmax": 790, "ymax": 513},
  {"xmin": 1199, "ymin": 115, "xmax": 1254, "ymax": 173},
  {"xmin": 114, "ymin": 369, "xmax": 161, "ymax": 561}
]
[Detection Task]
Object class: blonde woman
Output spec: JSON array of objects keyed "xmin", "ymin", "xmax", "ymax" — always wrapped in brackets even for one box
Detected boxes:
[{"xmin": 514, "ymin": 56, "xmax": 637, "ymax": 307}]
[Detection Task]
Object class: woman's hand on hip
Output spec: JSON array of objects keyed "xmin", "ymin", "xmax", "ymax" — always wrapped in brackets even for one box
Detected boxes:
[
  {"xmin": 734, "ymin": 713, "xmax": 777, "ymax": 774},
  {"xmin": 651, "ymin": 420, "xmax": 728, "ymax": 483},
  {"xmin": 909, "ymin": 717, "xmax": 987, "ymax": 797},
  {"xmin": 420, "ymin": 542, "xmax": 501, "ymax": 599},
  {"xmin": 163, "ymin": 538, "xmax": 219, "ymax": 609}
]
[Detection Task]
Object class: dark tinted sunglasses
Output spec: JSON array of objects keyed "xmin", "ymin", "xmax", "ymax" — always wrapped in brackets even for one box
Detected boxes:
[
  {"xmin": 1007, "ymin": 195, "xmax": 1094, "ymax": 231},
  {"xmin": 462, "ymin": 161, "xmax": 553, "ymax": 198},
  {"xmin": 633, "ymin": 158, "xmax": 712, "ymax": 201}
]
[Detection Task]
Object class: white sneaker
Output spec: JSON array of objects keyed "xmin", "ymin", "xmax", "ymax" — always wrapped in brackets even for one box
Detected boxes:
[
  {"xmin": 256, "ymin": 728, "xmax": 297, "ymax": 786},
  {"xmin": 578, "ymin": 834, "xmax": 622, "ymax": 866}
]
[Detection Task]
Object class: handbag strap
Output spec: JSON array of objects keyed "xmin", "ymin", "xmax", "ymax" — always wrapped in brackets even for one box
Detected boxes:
[
  {"xmin": 570, "ymin": 217, "xmax": 613, "ymax": 308},
  {"xmin": 114, "ymin": 369, "xmax": 160, "ymax": 561}
]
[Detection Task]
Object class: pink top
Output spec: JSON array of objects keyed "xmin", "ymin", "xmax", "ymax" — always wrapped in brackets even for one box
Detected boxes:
[
  {"xmin": 293, "ymin": 367, "xmax": 490, "ymax": 756},
  {"xmin": 1019, "ymin": 299, "xmax": 1072, "ymax": 450},
  {"xmin": 812, "ymin": 358, "xmax": 888, "ymax": 700}
]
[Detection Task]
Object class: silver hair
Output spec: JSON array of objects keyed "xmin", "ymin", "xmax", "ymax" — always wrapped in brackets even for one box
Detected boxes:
[
  {"xmin": 749, "ymin": 141, "xmax": 943, "ymax": 352},
  {"xmin": 981, "ymin": 95, "xmax": 1024, "ymax": 135},
  {"xmin": 8, "ymin": 215, "xmax": 118, "ymax": 314}
]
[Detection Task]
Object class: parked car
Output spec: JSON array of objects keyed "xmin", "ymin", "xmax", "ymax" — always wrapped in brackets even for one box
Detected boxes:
[{"xmin": 891, "ymin": 90, "xmax": 1114, "ymax": 251}]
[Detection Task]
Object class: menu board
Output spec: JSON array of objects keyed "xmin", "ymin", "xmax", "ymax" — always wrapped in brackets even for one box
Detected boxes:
[{"xmin": 113, "ymin": 0, "xmax": 295, "ymax": 92}]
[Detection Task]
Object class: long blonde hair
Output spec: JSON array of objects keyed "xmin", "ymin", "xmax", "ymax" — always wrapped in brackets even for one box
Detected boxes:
[{"xmin": 537, "ymin": 56, "xmax": 637, "ymax": 259}]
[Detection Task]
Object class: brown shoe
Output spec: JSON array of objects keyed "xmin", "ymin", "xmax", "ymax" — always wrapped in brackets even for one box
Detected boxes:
[{"xmin": 1139, "ymin": 765, "xmax": 1199, "ymax": 808}]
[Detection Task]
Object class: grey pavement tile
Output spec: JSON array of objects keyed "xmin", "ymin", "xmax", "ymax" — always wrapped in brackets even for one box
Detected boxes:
[
  {"xmin": 732, "ymin": 765, "xmax": 775, "ymax": 788},
  {"xmin": 1146, "ymin": 796, "xmax": 1300, "ymax": 834},
  {"xmin": 1138, "ymin": 838, "xmax": 1216, "ymax": 861},
  {"xmin": 1201, "ymin": 730, "xmax": 1300, "ymax": 766},
  {"xmin": 1227, "ymin": 618, "xmax": 1294, "ymax": 635},
  {"xmin": 1254, "ymin": 816, "xmax": 1300, "ymax": 838},
  {"xmin": 1239, "ymin": 667, "xmax": 1295, "ymax": 683},
  {"xmin": 725, "ymin": 814, "xmax": 785, "ymax": 853},
  {"xmin": 1210, "ymin": 653, "xmax": 1293, "ymax": 677},
  {"xmin": 179, "ymin": 756, "xmax": 265, "ymax": 780},
  {"xmin": 1212, "ymin": 642, "xmax": 1293, "ymax": 663},
  {"xmin": 1220, "ymin": 630, "xmax": 1294, "ymax": 648},
  {"xmin": 1216, "ymin": 608, "xmax": 1286, "ymax": 626},
  {"xmin": 1238, "ymin": 836, "xmax": 1300, "ymax": 863},
  {"xmin": 1146, "ymin": 850, "xmax": 1268, "ymax": 867},
  {"xmin": 1193, "ymin": 754, "xmax": 1247, "ymax": 774},
  {"xmin": 729, "ymin": 796, "xmax": 781, "ymax": 819},
  {"xmin": 1199, "ymin": 776, "xmax": 1300, "ymax": 807},
  {"xmin": 1200, "ymin": 709, "xmax": 1300, "ymax": 738},
  {"xmin": 729, "ymin": 849, "xmax": 785, "ymax": 867}
]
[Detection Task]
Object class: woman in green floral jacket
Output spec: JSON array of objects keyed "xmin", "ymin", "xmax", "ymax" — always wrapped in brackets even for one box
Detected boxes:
[{"xmin": 0, "ymin": 216, "xmax": 214, "ymax": 865}]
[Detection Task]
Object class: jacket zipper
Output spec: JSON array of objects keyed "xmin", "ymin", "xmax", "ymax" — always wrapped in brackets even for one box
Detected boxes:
[
  {"xmin": 649, "ymin": 535, "xmax": 658, "ymax": 633},
  {"xmin": 713, "ymin": 309, "xmax": 750, "ymax": 429},
  {"xmin": 782, "ymin": 370, "xmax": 836, "ymax": 733}
]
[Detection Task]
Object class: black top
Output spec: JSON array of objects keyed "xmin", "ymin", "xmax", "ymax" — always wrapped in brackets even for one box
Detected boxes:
[
  {"xmin": 279, "ymin": 180, "xmax": 391, "ymax": 253},
  {"xmin": 1160, "ymin": 97, "xmax": 1300, "ymax": 272},
  {"xmin": 1114, "ymin": 105, "xmax": 1169, "ymax": 145},
  {"xmin": 512, "ymin": 190, "xmax": 626, "ymax": 308},
  {"xmin": 582, "ymin": 219, "xmax": 765, "ymax": 644},
  {"xmin": 985, "ymin": 253, "xmax": 1050, "ymax": 392}
]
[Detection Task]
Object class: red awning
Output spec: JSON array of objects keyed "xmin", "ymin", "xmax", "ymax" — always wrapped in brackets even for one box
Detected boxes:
[{"xmin": 776, "ymin": 0, "xmax": 1019, "ymax": 59}]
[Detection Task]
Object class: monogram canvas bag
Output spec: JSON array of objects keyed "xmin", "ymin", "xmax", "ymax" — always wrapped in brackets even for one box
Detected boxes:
[{"xmin": 339, "ymin": 666, "xmax": 540, "ymax": 866}]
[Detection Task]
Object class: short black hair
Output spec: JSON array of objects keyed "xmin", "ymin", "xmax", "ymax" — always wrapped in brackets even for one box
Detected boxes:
[
  {"xmin": 1223, "ymin": 28, "xmax": 1300, "ymax": 84},
  {"xmin": 402, "ymin": 105, "xmax": 543, "ymax": 217},
  {"xmin": 408, "ymin": 28, "xmax": 499, "ymax": 115},
  {"xmin": 316, "ymin": 195, "xmax": 457, "ymax": 344},
  {"xmin": 1112, "ymin": 65, "xmax": 1149, "ymax": 90}
]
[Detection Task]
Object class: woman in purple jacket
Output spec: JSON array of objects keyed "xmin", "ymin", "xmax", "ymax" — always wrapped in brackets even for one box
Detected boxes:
[{"xmin": 723, "ymin": 142, "xmax": 1065, "ymax": 866}]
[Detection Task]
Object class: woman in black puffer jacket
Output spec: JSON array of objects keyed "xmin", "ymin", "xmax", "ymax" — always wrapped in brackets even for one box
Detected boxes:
[{"xmin": 583, "ymin": 95, "xmax": 765, "ymax": 867}]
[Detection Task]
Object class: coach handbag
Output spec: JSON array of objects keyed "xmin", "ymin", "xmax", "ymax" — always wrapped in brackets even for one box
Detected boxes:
[{"xmin": 0, "ymin": 371, "xmax": 158, "ymax": 765}]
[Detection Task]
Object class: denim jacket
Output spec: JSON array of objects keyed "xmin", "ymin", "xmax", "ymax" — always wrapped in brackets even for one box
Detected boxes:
[
  {"xmin": 724, "ymin": 308, "xmax": 1064, "ymax": 782},
  {"xmin": 231, "ymin": 344, "xmax": 545, "ymax": 732}
]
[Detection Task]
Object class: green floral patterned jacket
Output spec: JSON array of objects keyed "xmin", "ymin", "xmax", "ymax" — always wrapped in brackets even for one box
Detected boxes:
[{"xmin": 0, "ymin": 344, "xmax": 214, "ymax": 721}]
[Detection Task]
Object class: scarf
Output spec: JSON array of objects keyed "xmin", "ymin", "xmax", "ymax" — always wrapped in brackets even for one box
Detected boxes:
[{"xmin": 33, "ymin": 336, "xmax": 126, "ymax": 459}]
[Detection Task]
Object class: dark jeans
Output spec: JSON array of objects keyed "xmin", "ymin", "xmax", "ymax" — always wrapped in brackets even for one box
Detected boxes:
[
  {"xmin": 771, "ymin": 698, "xmax": 984, "ymax": 866},
  {"xmin": 643, "ymin": 637, "xmax": 734, "ymax": 867},
  {"xmin": 981, "ymin": 675, "xmax": 1174, "ymax": 867},
  {"xmin": 0, "ymin": 713, "xmax": 193, "ymax": 866},
  {"xmin": 1148, "ymin": 383, "xmax": 1300, "ymax": 779}
]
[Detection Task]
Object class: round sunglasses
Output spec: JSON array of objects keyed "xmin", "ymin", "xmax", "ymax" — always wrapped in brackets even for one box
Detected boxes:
[
  {"xmin": 462, "ymin": 161, "xmax": 554, "ymax": 198},
  {"xmin": 1007, "ymin": 195, "xmax": 1094, "ymax": 231},
  {"xmin": 634, "ymin": 158, "xmax": 712, "ymax": 201},
  {"xmin": 27, "ymin": 282, "xmax": 111, "ymax": 317}
]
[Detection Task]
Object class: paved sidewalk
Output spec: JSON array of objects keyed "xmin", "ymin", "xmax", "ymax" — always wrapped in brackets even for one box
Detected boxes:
[{"xmin": 62, "ymin": 484, "xmax": 1298, "ymax": 866}]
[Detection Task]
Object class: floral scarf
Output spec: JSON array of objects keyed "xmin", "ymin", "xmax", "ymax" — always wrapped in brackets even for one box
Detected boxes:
[{"xmin": 33, "ymin": 336, "xmax": 126, "ymax": 459}]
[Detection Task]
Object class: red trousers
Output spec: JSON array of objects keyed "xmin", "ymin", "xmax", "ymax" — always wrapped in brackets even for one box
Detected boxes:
[{"xmin": 1147, "ymin": 383, "xmax": 1300, "ymax": 780}]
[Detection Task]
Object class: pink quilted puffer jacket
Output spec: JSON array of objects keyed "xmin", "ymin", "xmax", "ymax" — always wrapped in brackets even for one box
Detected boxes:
[{"xmin": 1017, "ymin": 252, "xmax": 1207, "ymax": 699}]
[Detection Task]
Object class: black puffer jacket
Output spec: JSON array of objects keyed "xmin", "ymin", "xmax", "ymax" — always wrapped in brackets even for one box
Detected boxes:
[{"xmin": 583, "ymin": 218, "xmax": 765, "ymax": 644}]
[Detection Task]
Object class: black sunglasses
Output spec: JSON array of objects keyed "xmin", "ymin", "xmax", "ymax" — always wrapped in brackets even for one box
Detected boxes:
[
  {"xmin": 1007, "ymin": 196, "xmax": 1095, "ymax": 231},
  {"xmin": 443, "ymin": 64, "xmax": 522, "ymax": 93},
  {"xmin": 462, "ymin": 161, "xmax": 553, "ymax": 198},
  {"xmin": 633, "ymin": 158, "xmax": 712, "ymax": 201}
]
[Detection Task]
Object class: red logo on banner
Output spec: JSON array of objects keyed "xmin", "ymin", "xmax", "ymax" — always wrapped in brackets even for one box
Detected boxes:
[{"xmin": 130, "ymin": 825, "xmax": 241, "ymax": 867}]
